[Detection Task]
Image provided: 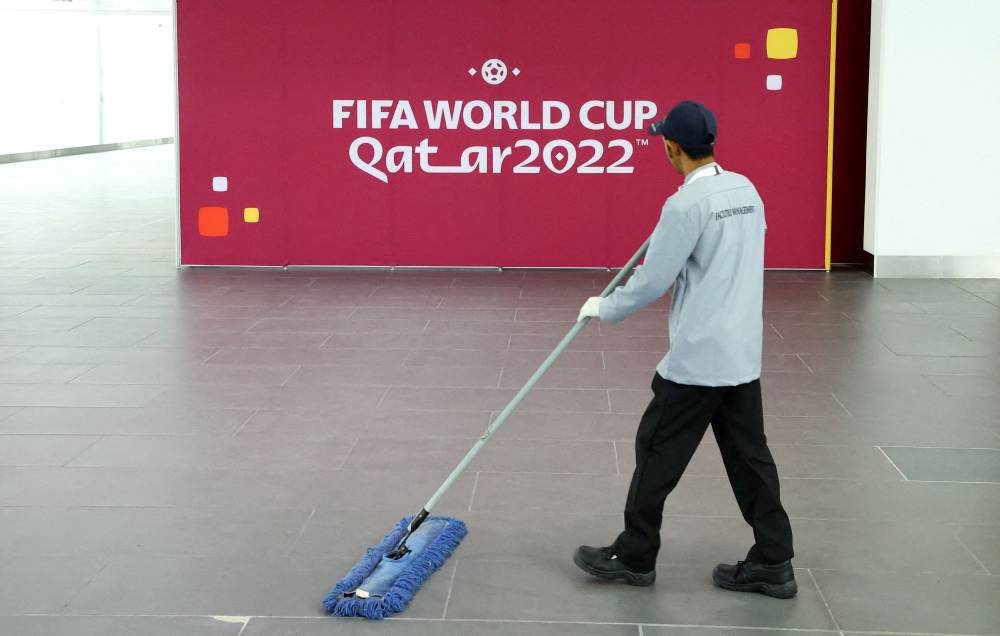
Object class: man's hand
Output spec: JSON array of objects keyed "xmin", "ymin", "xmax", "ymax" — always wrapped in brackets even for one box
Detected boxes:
[{"xmin": 578, "ymin": 297, "xmax": 602, "ymax": 322}]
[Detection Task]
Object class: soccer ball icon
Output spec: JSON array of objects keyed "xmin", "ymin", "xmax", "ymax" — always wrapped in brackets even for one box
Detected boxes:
[{"xmin": 481, "ymin": 59, "xmax": 508, "ymax": 85}]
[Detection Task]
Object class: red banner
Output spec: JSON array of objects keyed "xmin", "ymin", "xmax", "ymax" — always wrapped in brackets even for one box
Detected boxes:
[{"xmin": 178, "ymin": 0, "xmax": 832, "ymax": 268}]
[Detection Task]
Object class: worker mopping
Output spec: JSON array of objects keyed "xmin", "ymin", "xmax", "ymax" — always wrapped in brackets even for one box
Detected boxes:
[{"xmin": 324, "ymin": 101, "xmax": 796, "ymax": 620}]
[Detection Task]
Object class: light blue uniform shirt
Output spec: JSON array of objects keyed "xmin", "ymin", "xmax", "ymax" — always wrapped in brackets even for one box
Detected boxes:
[{"xmin": 599, "ymin": 163, "xmax": 767, "ymax": 386}]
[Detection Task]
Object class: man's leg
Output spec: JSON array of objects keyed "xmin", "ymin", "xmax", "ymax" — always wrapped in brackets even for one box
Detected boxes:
[
  {"xmin": 710, "ymin": 379, "xmax": 796, "ymax": 598},
  {"xmin": 611, "ymin": 374, "xmax": 722, "ymax": 571},
  {"xmin": 710, "ymin": 380, "xmax": 793, "ymax": 562}
]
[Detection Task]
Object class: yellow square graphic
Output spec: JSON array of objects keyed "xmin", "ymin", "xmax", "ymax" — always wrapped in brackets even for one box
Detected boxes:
[
  {"xmin": 767, "ymin": 28, "xmax": 798, "ymax": 59},
  {"xmin": 243, "ymin": 207, "xmax": 260, "ymax": 223}
]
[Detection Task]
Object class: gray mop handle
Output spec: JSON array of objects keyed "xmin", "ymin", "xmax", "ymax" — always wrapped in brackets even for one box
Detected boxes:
[{"xmin": 421, "ymin": 236, "xmax": 652, "ymax": 513}]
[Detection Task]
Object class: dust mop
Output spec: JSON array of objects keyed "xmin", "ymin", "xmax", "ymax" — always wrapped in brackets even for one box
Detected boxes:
[{"xmin": 323, "ymin": 237, "xmax": 651, "ymax": 619}]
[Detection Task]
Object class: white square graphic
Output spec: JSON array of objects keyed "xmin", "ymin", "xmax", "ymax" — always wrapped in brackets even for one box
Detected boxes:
[
  {"xmin": 212, "ymin": 176, "xmax": 228, "ymax": 192},
  {"xmin": 766, "ymin": 75, "xmax": 783, "ymax": 91}
]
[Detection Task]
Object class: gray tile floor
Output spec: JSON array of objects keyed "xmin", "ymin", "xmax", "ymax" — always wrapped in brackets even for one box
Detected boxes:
[{"xmin": 0, "ymin": 146, "xmax": 998, "ymax": 635}]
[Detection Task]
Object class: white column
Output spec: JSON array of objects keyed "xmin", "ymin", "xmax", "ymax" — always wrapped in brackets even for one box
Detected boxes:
[{"xmin": 864, "ymin": 0, "xmax": 1000, "ymax": 277}]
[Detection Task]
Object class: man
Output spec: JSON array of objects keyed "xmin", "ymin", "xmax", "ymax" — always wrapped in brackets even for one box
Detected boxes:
[{"xmin": 574, "ymin": 101, "xmax": 796, "ymax": 599}]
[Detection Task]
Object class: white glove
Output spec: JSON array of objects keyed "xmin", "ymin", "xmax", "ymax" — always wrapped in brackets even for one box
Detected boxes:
[{"xmin": 578, "ymin": 297, "xmax": 602, "ymax": 322}]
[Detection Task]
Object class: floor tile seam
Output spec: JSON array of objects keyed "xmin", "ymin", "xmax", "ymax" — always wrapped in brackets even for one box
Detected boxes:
[
  {"xmin": 56, "ymin": 557, "xmax": 115, "ymax": 615},
  {"xmin": 0, "ymin": 504, "xmax": 277, "ymax": 511},
  {"xmin": 0, "ymin": 614, "xmax": 831, "ymax": 630},
  {"xmin": 973, "ymin": 292, "xmax": 1000, "ymax": 307},
  {"xmin": 315, "ymin": 333, "xmax": 336, "ymax": 350},
  {"xmin": 0, "ymin": 406, "xmax": 24, "ymax": 422},
  {"xmin": 270, "ymin": 315, "xmax": 530, "ymax": 324},
  {"xmin": 364, "ymin": 436, "xmax": 639, "ymax": 444},
  {"xmin": 942, "ymin": 521, "xmax": 1000, "ymax": 527},
  {"xmin": 793, "ymin": 353, "xmax": 815, "ymax": 373},
  {"xmin": 327, "ymin": 466, "xmax": 943, "ymax": 481},
  {"xmin": 0, "ymin": 508, "xmax": 912, "ymax": 524},
  {"xmin": 389, "ymin": 617, "xmax": 848, "ymax": 633},
  {"xmin": 948, "ymin": 284, "xmax": 994, "ymax": 303},
  {"xmin": 230, "ymin": 409, "xmax": 260, "ymax": 437},
  {"xmin": 950, "ymin": 532, "xmax": 992, "ymax": 576},
  {"xmin": 466, "ymin": 471, "xmax": 480, "ymax": 511},
  {"xmin": 883, "ymin": 368, "xmax": 1000, "ymax": 381},
  {"xmin": 6, "ymin": 504, "xmax": 959, "ymax": 520},
  {"xmin": 945, "ymin": 323, "xmax": 978, "ymax": 343},
  {"xmin": 878, "ymin": 445, "xmax": 1000, "ymax": 451},
  {"xmin": 234, "ymin": 617, "xmax": 250, "ymax": 636},
  {"xmin": 8, "ymin": 547, "xmax": 328, "ymax": 562},
  {"xmin": 62, "ymin": 363, "xmax": 99, "ymax": 385},
  {"xmin": 885, "ymin": 472, "xmax": 1000, "ymax": 486},
  {"xmin": 441, "ymin": 558, "xmax": 460, "ymax": 619},
  {"xmin": 875, "ymin": 446, "xmax": 910, "ymax": 481},
  {"xmin": 334, "ymin": 348, "xmax": 653, "ymax": 355},
  {"xmin": 16, "ymin": 612, "xmax": 982, "ymax": 636},
  {"xmin": 400, "ymin": 615, "xmax": 803, "ymax": 628},
  {"xmin": 195, "ymin": 347, "xmax": 226, "ymax": 364},
  {"xmin": 60, "ymin": 435, "xmax": 104, "ymax": 467},
  {"xmin": 431, "ymin": 556, "xmax": 992, "ymax": 578},
  {"xmin": 806, "ymin": 568, "xmax": 842, "ymax": 633},
  {"xmin": 827, "ymin": 393, "xmax": 853, "ymax": 418},
  {"xmin": 374, "ymin": 386, "xmax": 391, "ymax": 408},
  {"xmin": 0, "ymin": 431, "xmax": 128, "ymax": 438},
  {"xmin": 450, "ymin": 468, "xmax": 623, "ymax": 477},
  {"xmin": 372, "ymin": 385, "xmax": 621, "ymax": 392},
  {"xmin": 914, "ymin": 375, "xmax": 954, "ymax": 398},
  {"xmin": 0, "ymin": 465, "xmax": 919, "ymax": 483},
  {"xmin": 377, "ymin": 407, "xmax": 625, "ymax": 416},
  {"xmin": 757, "ymin": 415, "xmax": 876, "ymax": 422},
  {"xmin": 337, "ymin": 438, "xmax": 362, "ymax": 470},
  {"xmin": 277, "ymin": 365, "xmax": 302, "ymax": 387},
  {"xmin": 816, "ymin": 352, "xmax": 989, "ymax": 362},
  {"xmin": 241, "ymin": 316, "xmax": 267, "ymax": 336},
  {"xmin": 878, "ymin": 342, "xmax": 991, "ymax": 357},
  {"xmin": 5, "ymin": 379, "xmax": 362, "ymax": 394},
  {"xmin": 801, "ymin": 567, "xmax": 995, "ymax": 579},
  {"xmin": 767, "ymin": 321, "xmax": 785, "ymax": 339},
  {"xmin": 1, "ymin": 431, "xmax": 263, "ymax": 440},
  {"xmin": 283, "ymin": 507, "xmax": 318, "ymax": 558}
]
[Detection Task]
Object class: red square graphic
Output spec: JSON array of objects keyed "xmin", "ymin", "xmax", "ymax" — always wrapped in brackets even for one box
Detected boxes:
[{"xmin": 198, "ymin": 206, "xmax": 229, "ymax": 237}]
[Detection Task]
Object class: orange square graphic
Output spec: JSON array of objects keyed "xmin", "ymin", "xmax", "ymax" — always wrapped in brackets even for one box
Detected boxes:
[
  {"xmin": 198, "ymin": 206, "xmax": 229, "ymax": 237},
  {"xmin": 734, "ymin": 43, "xmax": 751, "ymax": 59}
]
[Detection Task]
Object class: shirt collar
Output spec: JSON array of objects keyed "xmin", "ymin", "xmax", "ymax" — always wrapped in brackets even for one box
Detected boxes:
[{"xmin": 682, "ymin": 162, "xmax": 722, "ymax": 188}]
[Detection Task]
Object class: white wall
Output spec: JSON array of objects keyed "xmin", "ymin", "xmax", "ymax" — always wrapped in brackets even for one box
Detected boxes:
[
  {"xmin": 0, "ymin": 1, "xmax": 174, "ymax": 155},
  {"xmin": 864, "ymin": 0, "xmax": 1000, "ymax": 277}
]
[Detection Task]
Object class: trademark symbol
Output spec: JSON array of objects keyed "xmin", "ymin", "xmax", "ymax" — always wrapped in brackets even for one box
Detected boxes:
[{"xmin": 635, "ymin": 138, "xmax": 649, "ymax": 146}]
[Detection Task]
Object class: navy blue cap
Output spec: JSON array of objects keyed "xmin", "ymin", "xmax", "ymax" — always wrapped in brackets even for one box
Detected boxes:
[{"xmin": 648, "ymin": 100, "xmax": 717, "ymax": 151}]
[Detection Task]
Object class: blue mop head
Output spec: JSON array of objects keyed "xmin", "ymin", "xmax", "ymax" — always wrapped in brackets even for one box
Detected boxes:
[{"xmin": 322, "ymin": 515, "xmax": 467, "ymax": 620}]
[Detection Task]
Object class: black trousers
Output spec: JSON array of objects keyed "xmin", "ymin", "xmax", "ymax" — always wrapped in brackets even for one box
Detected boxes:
[{"xmin": 612, "ymin": 374, "xmax": 794, "ymax": 571}]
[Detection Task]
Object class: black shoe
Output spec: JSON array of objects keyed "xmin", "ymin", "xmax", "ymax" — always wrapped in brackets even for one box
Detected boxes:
[
  {"xmin": 573, "ymin": 545, "xmax": 655, "ymax": 586},
  {"xmin": 712, "ymin": 560, "xmax": 797, "ymax": 599}
]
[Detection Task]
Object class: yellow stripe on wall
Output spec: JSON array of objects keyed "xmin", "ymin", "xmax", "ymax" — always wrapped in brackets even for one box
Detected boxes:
[{"xmin": 825, "ymin": 0, "xmax": 839, "ymax": 271}]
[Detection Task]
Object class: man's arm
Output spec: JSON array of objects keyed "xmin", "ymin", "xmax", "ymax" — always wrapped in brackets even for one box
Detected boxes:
[{"xmin": 597, "ymin": 201, "xmax": 702, "ymax": 325}]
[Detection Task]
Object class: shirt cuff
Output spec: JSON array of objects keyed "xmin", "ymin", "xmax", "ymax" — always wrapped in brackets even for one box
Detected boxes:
[{"xmin": 598, "ymin": 295, "xmax": 620, "ymax": 324}]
